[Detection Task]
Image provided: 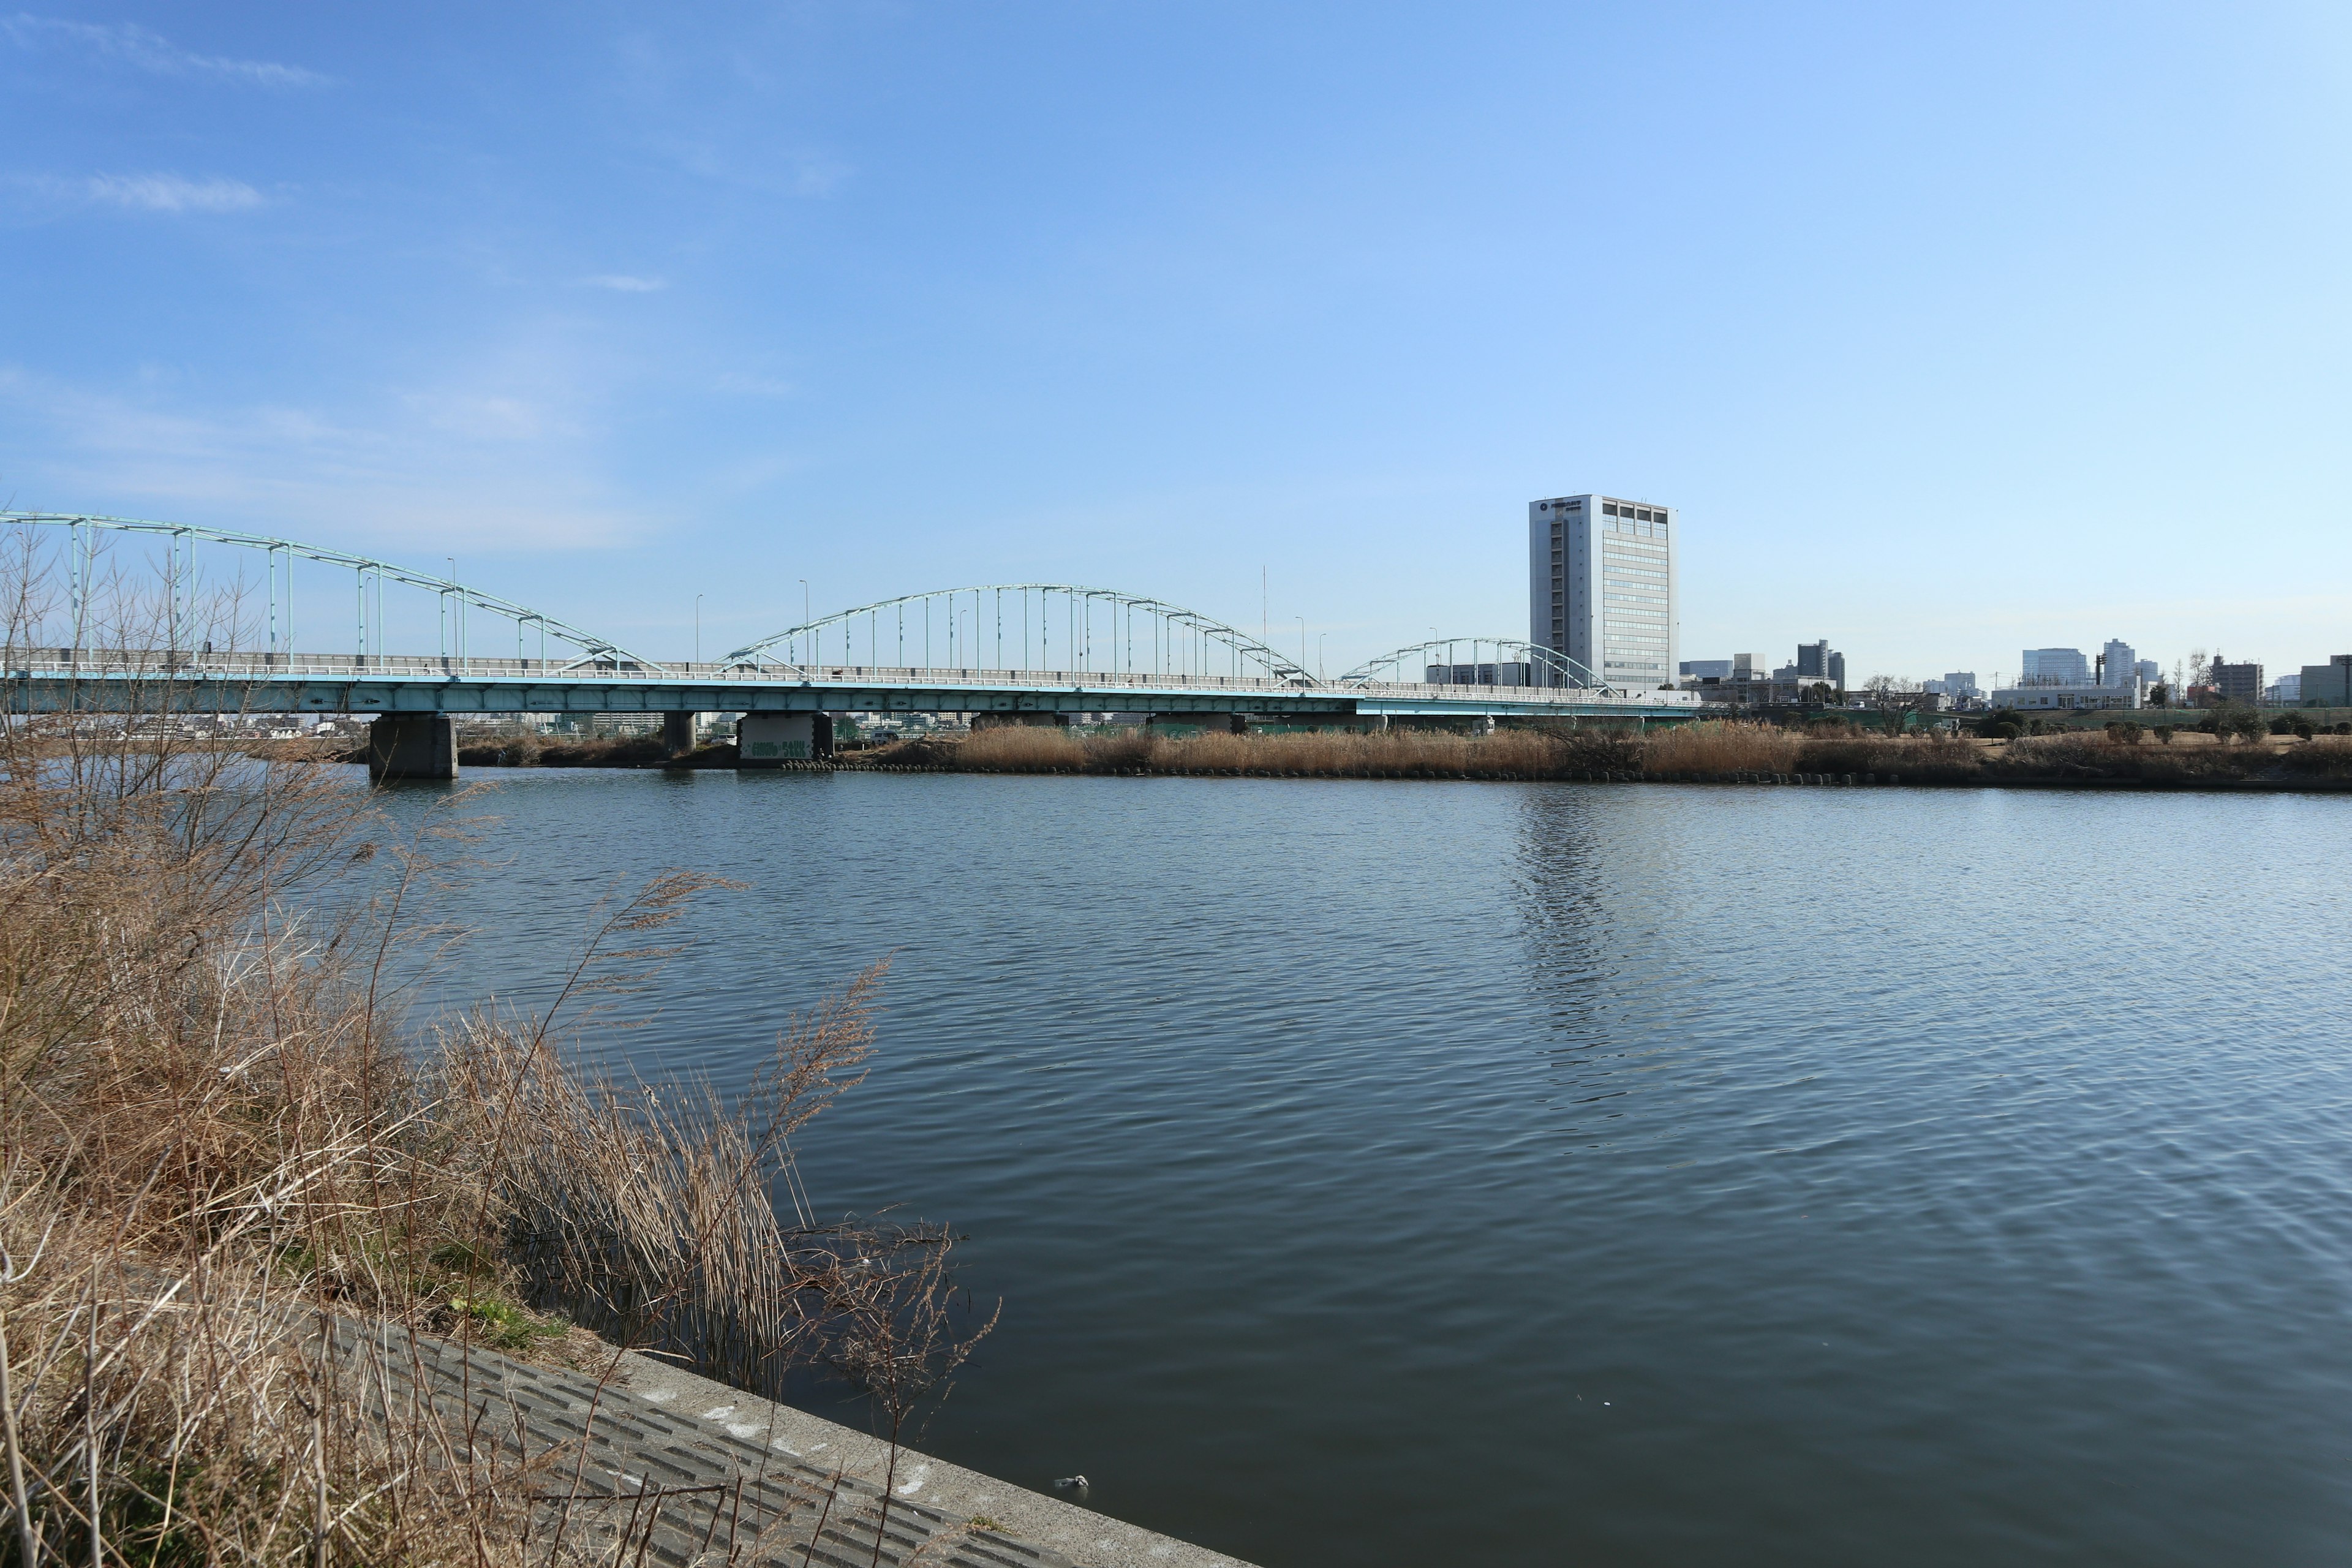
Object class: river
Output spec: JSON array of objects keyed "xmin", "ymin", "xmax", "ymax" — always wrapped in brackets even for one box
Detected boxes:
[{"xmin": 371, "ymin": 767, "xmax": 2352, "ymax": 1566}]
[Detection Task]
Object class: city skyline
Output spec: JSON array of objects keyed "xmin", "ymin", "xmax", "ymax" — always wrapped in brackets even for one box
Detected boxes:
[{"xmin": 4, "ymin": 4, "xmax": 2349, "ymax": 685}]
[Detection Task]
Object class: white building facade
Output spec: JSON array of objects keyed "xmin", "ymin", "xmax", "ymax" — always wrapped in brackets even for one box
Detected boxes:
[{"xmin": 1529, "ymin": 494, "xmax": 1677, "ymax": 690}]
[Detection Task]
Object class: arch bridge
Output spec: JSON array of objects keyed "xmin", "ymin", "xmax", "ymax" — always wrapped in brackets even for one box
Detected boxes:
[{"xmin": 2, "ymin": 511, "xmax": 1699, "ymax": 773}]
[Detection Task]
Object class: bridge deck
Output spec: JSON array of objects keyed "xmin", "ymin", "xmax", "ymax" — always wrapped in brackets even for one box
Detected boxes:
[{"xmin": 5, "ymin": 652, "xmax": 1704, "ymax": 720}]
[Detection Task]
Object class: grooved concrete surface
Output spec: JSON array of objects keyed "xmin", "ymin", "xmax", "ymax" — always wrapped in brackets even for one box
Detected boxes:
[{"xmin": 334, "ymin": 1319, "xmax": 1258, "ymax": 1568}]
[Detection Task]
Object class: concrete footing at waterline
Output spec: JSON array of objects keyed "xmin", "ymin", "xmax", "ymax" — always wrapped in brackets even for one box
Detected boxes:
[
  {"xmin": 367, "ymin": 713, "xmax": 458, "ymax": 782},
  {"xmin": 737, "ymin": 710, "xmax": 835, "ymax": 765},
  {"xmin": 617, "ymin": 1352, "xmax": 1259, "ymax": 1568},
  {"xmin": 346, "ymin": 1315, "xmax": 1257, "ymax": 1568}
]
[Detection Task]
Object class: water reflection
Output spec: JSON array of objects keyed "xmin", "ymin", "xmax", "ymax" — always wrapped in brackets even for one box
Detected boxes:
[{"xmin": 374, "ymin": 769, "xmax": 2352, "ymax": 1568}]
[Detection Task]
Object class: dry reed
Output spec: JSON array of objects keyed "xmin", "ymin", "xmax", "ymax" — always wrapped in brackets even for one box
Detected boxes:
[
  {"xmin": 1, "ymin": 530, "xmax": 984, "ymax": 1565},
  {"xmin": 878, "ymin": 715, "xmax": 2352, "ymax": 787}
]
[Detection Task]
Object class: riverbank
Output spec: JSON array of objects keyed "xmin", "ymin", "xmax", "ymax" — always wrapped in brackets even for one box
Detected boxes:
[
  {"xmin": 369, "ymin": 720, "xmax": 2352, "ymax": 791},
  {"xmin": 853, "ymin": 722, "xmax": 2352, "ymax": 791},
  {"xmin": 0, "ymin": 709, "xmax": 1048, "ymax": 1562}
]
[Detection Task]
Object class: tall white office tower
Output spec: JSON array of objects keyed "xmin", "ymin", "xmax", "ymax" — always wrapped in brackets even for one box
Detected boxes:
[{"xmin": 1529, "ymin": 494, "xmax": 1677, "ymax": 689}]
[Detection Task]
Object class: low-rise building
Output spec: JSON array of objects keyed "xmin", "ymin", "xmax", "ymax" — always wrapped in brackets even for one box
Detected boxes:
[
  {"xmin": 2301, "ymin": 655, "xmax": 2352, "ymax": 707},
  {"xmin": 2212, "ymin": 660, "xmax": 2264, "ymax": 705},
  {"xmin": 1991, "ymin": 678, "xmax": 2141, "ymax": 711},
  {"xmin": 1682, "ymin": 672, "xmax": 1840, "ymax": 706}
]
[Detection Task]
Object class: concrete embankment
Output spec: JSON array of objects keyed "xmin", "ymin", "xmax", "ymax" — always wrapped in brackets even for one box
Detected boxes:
[{"xmin": 353, "ymin": 1314, "xmax": 1256, "ymax": 1568}]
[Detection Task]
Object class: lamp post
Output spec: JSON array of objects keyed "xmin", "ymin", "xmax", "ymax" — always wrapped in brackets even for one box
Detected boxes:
[{"xmin": 695, "ymin": 594, "xmax": 703, "ymax": 665}]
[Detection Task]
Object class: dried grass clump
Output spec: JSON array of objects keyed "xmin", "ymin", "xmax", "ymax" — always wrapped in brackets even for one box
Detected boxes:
[
  {"xmin": 1987, "ymin": 732, "xmax": 2242, "ymax": 781},
  {"xmin": 956, "ymin": 725, "xmax": 1088, "ymax": 771},
  {"xmin": 1787, "ymin": 731, "xmax": 1980, "ymax": 781},
  {"xmin": 918, "ymin": 723, "xmax": 1651, "ymax": 780},
  {"xmin": 1639, "ymin": 722, "xmax": 1802, "ymax": 775},
  {"xmin": 1, "ymin": 530, "xmax": 982, "ymax": 1564},
  {"xmin": 2276, "ymin": 736, "xmax": 2352, "ymax": 777}
]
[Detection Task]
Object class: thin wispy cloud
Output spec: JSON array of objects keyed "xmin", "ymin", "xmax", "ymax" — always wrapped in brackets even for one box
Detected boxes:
[
  {"xmin": 1, "ymin": 13, "xmax": 328, "ymax": 88},
  {"xmin": 83, "ymin": 173, "xmax": 265, "ymax": 213},
  {"xmin": 714, "ymin": 371, "xmax": 794, "ymax": 399},
  {"xmin": 0, "ymin": 362, "xmax": 646, "ymax": 552},
  {"xmin": 582, "ymin": 274, "xmax": 667, "ymax": 292}
]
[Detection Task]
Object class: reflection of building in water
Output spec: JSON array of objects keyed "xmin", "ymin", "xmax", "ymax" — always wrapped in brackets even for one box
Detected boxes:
[{"xmin": 1509, "ymin": 789, "xmax": 1614, "ymax": 1006}]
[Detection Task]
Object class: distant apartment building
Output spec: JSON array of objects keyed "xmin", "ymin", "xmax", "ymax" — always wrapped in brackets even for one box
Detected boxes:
[
  {"xmin": 1770, "ymin": 640, "xmax": 1845, "ymax": 689},
  {"xmin": 2266, "ymin": 674, "xmax": 2302, "ymax": 706},
  {"xmin": 1923, "ymin": 671, "xmax": 1983, "ymax": 701},
  {"xmin": 2301, "ymin": 655, "xmax": 2352, "ymax": 707},
  {"xmin": 2022, "ymin": 647, "xmax": 2091, "ymax": 685},
  {"xmin": 2098, "ymin": 639, "xmax": 2143, "ymax": 688},
  {"xmin": 2211, "ymin": 659, "xmax": 2264, "ymax": 705},
  {"xmin": 2136, "ymin": 659, "xmax": 2162, "ymax": 686},
  {"xmin": 1529, "ymin": 494, "xmax": 1676, "ymax": 690}
]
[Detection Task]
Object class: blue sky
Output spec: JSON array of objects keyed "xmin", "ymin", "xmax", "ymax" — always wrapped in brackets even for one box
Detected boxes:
[{"xmin": 4, "ymin": 2, "xmax": 2349, "ymax": 686}]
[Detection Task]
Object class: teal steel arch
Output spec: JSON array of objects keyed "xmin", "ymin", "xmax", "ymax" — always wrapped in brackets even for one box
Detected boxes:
[
  {"xmin": 724, "ymin": 585, "xmax": 1318, "ymax": 685},
  {"xmin": 1, "ymin": 511, "xmax": 661, "ymax": 670},
  {"xmin": 1340, "ymin": 637, "xmax": 1618, "ymax": 695}
]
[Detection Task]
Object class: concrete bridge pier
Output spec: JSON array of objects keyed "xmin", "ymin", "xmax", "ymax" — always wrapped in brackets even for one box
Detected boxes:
[
  {"xmin": 367, "ymin": 714, "xmax": 458, "ymax": 782},
  {"xmin": 663, "ymin": 710, "xmax": 696, "ymax": 754},
  {"xmin": 736, "ymin": 712, "xmax": 832, "ymax": 766}
]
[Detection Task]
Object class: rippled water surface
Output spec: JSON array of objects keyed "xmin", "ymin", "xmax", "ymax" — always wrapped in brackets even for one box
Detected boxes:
[{"xmin": 376, "ymin": 768, "xmax": 2352, "ymax": 1566}]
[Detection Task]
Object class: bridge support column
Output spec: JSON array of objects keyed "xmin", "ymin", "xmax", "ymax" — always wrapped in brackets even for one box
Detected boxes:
[
  {"xmin": 736, "ymin": 712, "xmax": 832, "ymax": 766},
  {"xmin": 367, "ymin": 714, "xmax": 458, "ymax": 783},
  {"xmin": 663, "ymin": 710, "xmax": 696, "ymax": 755},
  {"xmin": 971, "ymin": 712, "xmax": 1068, "ymax": 731}
]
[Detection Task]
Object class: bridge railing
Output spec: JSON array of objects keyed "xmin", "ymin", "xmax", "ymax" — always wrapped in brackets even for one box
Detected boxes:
[{"xmin": 2, "ymin": 649, "xmax": 1333, "ymax": 690}]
